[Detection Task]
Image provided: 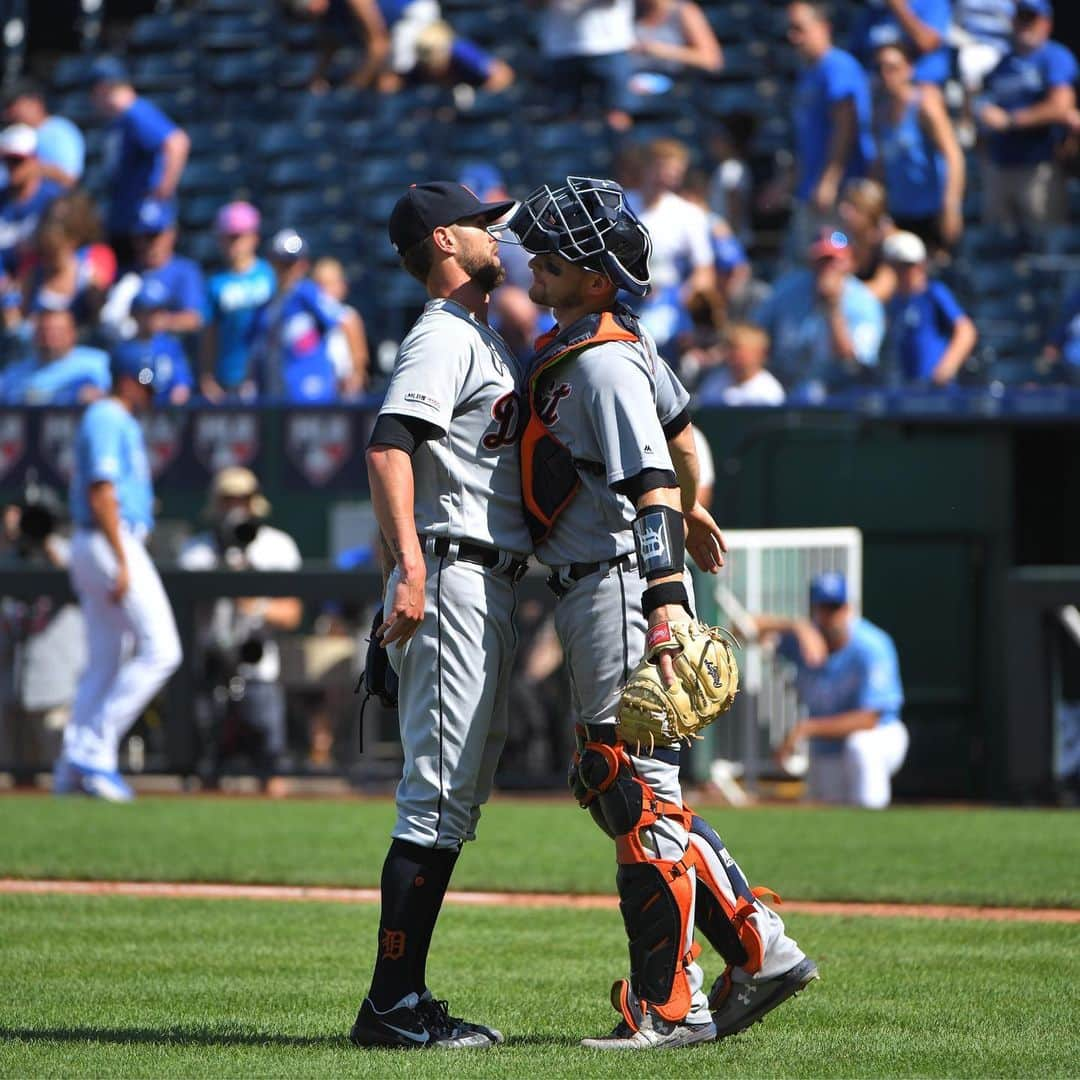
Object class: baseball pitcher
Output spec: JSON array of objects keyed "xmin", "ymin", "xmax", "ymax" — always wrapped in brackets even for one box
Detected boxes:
[{"xmin": 350, "ymin": 181, "xmax": 527, "ymax": 1051}]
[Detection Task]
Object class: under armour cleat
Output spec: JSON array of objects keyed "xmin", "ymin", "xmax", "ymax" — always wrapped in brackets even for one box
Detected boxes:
[
  {"xmin": 709, "ymin": 956, "xmax": 819, "ymax": 1039},
  {"xmin": 349, "ymin": 992, "xmax": 494, "ymax": 1049},
  {"xmin": 419, "ymin": 991, "xmax": 504, "ymax": 1045},
  {"xmin": 580, "ymin": 979, "xmax": 716, "ymax": 1050}
]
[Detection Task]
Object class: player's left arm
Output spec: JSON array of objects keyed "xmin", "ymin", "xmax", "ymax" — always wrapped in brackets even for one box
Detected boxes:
[{"xmin": 1009, "ymin": 83, "xmax": 1077, "ymax": 129}]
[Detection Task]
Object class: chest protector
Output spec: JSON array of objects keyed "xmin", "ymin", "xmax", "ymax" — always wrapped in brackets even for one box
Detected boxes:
[{"xmin": 521, "ymin": 307, "xmax": 644, "ymax": 544}]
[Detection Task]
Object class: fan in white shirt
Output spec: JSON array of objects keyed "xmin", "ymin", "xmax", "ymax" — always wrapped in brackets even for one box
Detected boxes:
[{"xmin": 698, "ymin": 323, "xmax": 785, "ymax": 406}]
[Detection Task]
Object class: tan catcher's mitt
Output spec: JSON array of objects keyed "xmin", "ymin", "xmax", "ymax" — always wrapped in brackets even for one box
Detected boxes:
[{"xmin": 617, "ymin": 621, "xmax": 739, "ymax": 750}]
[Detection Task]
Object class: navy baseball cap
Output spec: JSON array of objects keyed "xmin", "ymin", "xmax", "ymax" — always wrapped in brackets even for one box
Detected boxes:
[
  {"xmin": 388, "ymin": 181, "xmax": 515, "ymax": 256},
  {"xmin": 131, "ymin": 278, "xmax": 169, "ymax": 312},
  {"xmin": 132, "ymin": 198, "xmax": 177, "ymax": 234},
  {"xmin": 111, "ymin": 340, "xmax": 159, "ymax": 387},
  {"xmin": 810, "ymin": 572, "xmax": 848, "ymax": 607},
  {"xmin": 89, "ymin": 56, "xmax": 130, "ymax": 86},
  {"xmin": 1016, "ymin": 0, "xmax": 1052, "ymax": 15}
]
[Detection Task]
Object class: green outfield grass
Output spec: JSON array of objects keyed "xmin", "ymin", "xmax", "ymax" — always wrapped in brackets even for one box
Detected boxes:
[
  {"xmin": 0, "ymin": 796, "xmax": 1078, "ymax": 907},
  {"xmin": 2, "ymin": 894, "xmax": 1077, "ymax": 1079}
]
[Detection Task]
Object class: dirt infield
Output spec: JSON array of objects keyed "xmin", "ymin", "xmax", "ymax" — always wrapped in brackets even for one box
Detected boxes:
[{"xmin": 2, "ymin": 878, "xmax": 1077, "ymax": 923}]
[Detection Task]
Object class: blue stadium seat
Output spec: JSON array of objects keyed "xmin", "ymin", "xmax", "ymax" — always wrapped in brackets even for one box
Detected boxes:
[
  {"xmin": 352, "ymin": 157, "xmax": 426, "ymax": 192},
  {"xmin": 202, "ymin": 0, "xmax": 266, "ymax": 12},
  {"xmin": 963, "ymin": 262, "xmax": 1032, "ymax": 297},
  {"xmin": 50, "ymin": 54, "xmax": 100, "ymax": 92},
  {"xmin": 151, "ymin": 86, "xmax": 204, "ymax": 125},
  {"xmin": 263, "ymin": 186, "xmax": 350, "ymax": 230},
  {"xmin": 180, "ymin": 194, "xmax": 227, "ymax": 231},
  {"xmin": 131, "ymin": 51, "xmax": 198, "ymax": 92},
  {"xmin": 129, "ymin": 11, "xmax": 199, "ymax": 52},
  {"xmin": 207, "ymin": 50, "xmax": 276, "ymax": 90},
  {"xmin": 449, "ymin": 9, "xmax": 513, "ymax": 46},
  {"xmin": 180, "ymin": 230, "xmax": 227, "ymax": 271},
  {"xmin": 266, "ymin": 154, "xmax": 340, "ymax": 191},
  {"xmin": 254, "ymin": 122, "xmax": 330, "ymax": 161},
  {"xmin": 705, "ymin": 5, "xmax": 756, "ymax": 43},
  {"xmin": 179, "ymin": 155, "xmax": 247, "ymax": 195},
  {"xmin": 186, "ymin": 120, "xmax": 244, "ymax": 157},
  {"xmin": 295, "ymin": 87, "xmax": 376, "ymax": 125},
  {"xmin": 201, "ymin": 11, "xmax": 274, "ymax": 50},
  {"xmin": 279, "ymin": 52, "xmax": 318, "ymax": 89}
]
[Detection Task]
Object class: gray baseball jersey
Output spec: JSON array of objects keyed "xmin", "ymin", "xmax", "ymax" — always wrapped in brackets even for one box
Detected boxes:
[
  {"xmin": 380, "ymin": 298, "xmax": 530, "ymax": 557},
  {"xmin": 532, "ymin": 326, "xmax": 686, "ymax": 567},
  {"xmin": 379, "ymin": 298, "xmax": 527, "ymax": 849}
]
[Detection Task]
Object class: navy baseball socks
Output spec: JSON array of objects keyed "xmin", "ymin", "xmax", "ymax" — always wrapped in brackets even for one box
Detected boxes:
[{"xmin": 352, "ymin": 838, "xmax": 502, "ymax": 1049}]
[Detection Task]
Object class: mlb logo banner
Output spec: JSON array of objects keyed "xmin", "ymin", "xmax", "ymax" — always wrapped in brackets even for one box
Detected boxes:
[
  {"xmin": 38, "ymin": 410, "xmax": 80, "ymax": 484},
  {"xmin": 193, "ymin": 411, "xmax": 261, "ymax": 475},
  {"xmin": 284, "ymin": 410, "xmax": 354, "ymax": 488},
  {"xmin": 141, "ymin": 412, "xmax": 187, "ymax": 479},
  {"xmin": 0, "ymin": 412, "xmax": 27, "ymax": 485}
]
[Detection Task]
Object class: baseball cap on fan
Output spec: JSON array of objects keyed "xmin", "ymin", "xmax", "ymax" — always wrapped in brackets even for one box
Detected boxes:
[
  {"xmin": 388, "ymin": 181, "xmax": 515, "ymax": 256},
  {"xmin": 809, "ymin": 572, "xmax": 848, "ymax": 607},
  {"xmin": 882, "ymin": 230, "xmax": 927, "ymax": 266},
  {"xmin": 0, "ymin": 123, "xmax": 37, "ymax": 160},
  {"xmin": 1016, "ymin": 0, "xmax": 1052, "ymax": 16}
]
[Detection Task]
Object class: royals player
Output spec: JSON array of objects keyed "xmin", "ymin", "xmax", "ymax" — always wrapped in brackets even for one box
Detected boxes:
[
  {"xmin": 506, "ymin": 177, "xmax": 816, "ymax": 1049},
  {"xmin": 53, "ymin": 349, "xmax": 181, "ymax": 801}
]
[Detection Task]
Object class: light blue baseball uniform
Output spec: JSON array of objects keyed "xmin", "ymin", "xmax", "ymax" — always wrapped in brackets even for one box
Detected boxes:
[{"xmin": 61, "ymin": 397, "xmax": 181, "ymax": 788}]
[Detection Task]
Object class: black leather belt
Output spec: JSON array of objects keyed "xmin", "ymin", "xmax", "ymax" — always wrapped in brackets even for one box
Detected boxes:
[
  {"xmin": 546, "ymin": 553, "xmax": 634, "ymax": 598},
  {"xmin": 422, "ymin": 535, "xmax": 528, "ymax": 582}
]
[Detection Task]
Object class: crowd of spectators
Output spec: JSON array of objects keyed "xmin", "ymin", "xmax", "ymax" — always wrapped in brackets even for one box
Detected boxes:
[{"xmin": 0, "ymin": 0, "xmax": 1076, "ymax": 409}]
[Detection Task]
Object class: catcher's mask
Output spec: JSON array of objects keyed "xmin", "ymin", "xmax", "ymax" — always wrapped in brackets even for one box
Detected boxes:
[{"xmin": 496, "ymin": 176, "xmax": 652, "ymax": 297}]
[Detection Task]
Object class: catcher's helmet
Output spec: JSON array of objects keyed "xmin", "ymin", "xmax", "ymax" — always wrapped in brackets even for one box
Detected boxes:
[{"xmin": 501, "ymin": 176, "xmax": 652, "ymax": 297}]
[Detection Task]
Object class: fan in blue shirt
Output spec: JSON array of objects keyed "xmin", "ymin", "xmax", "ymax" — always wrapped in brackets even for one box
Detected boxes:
[
  {"xmin": 0, "ymin": 124, "xmax": 62, "ymax": 277},
  {"xmin": 850, "ymin": 0, "xmax": 952, "ymax": 85},
  {"xmin": 753, "ymin": 230, "xmax": 885, "ymax": 395},
  {"xmin": 0, "ymin": 307, "xmax": 109, "ymax": 405},
  {"xmin": 978, "ymin": 1, "xmax": 1078, "ymax": 168},
  {"xmin": 1042, "ymin": 289, "xmax": 1080, "ymax": 372},
  {"xmin": 249, "ymin": 229, "xmax": 344, "ymax": 403},
  {"xmin": 3, "ymin": 79, "xmax": 85, "ymax": 187},
  {"xmin": 882, "ymin": 231, "xmax": 978, "ymax": 385},
  {"xmin": 90, "ymin": 58, "xmax": 189, "ymax": 248},
  {"xmin": 121, "ymin": 282, "xmax": 195, "ymax": 406},
  {"xmin": 405, "ymin": 22, "xmax": 514, "ymax": 92},
  {"xmin": 788, "ymin": 4, "xmax": 875, "ymax": 210},
  {"xmin": 203, "ymin": 202, "xmax": 275, "ymax": 398}
]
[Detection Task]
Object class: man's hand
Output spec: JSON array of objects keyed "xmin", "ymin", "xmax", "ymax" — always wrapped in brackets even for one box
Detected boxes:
[
  {"xmin": 379, "ymin": 568, "xmax": 426, "ymax": 646},
  {"xmin": 647, "ymin": 603, "xmax": 692, "ymax": 687},
  {"xmin": 685, "ymin": 502, "xmax": 726, "ymax": 574},
  {"xmin": 110, "ymin": 560, "xmax": 130, "ymax": 604},
  {"xmin": 940, "ymin": 204, "xmax": 963, "ymax": 247},
  {"xmin": 816, "ymin": 262, "xmax": 846, "ymax": 307},
  {"xmin": 774, "ymin": 721, "xmax": 807, "ymax": 765},
  {"xmin": 200, "ymin": 373, "xmax": 226, "ymax": 403},
  {"xmin": 979, "ymin": 104, "xmax": 1011, "ymax": 132}
]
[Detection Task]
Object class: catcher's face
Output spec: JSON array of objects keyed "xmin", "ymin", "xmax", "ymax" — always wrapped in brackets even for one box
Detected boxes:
[{"xmin": 527, "ymin": 252, "xmax": 610, "ymax": 310}]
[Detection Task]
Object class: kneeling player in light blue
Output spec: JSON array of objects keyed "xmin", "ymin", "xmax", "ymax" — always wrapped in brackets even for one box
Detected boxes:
[
  {"xmin": 54, "ymin": 349, "xmax": 182, "ymax": 801},
  {"xmin": 767, "ymin": 571, "xmax": 908, "ymax": 808}
]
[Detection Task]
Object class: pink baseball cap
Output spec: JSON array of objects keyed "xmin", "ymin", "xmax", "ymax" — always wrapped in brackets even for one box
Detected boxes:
[{"xmin": 215, "ymin": 201, "xmax": 261, "ymax": 235}]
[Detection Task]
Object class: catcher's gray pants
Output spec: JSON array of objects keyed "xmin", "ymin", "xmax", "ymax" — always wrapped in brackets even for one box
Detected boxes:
[
  {"xmin": 552, "ymin": 558, "xmax": 804, "ymax": 997},
  {"xmin": 385, "ymin": 552, "xmax": 518, "ymax": 849}
]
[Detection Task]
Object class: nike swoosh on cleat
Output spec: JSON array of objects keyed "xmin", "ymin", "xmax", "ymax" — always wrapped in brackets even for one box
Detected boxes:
[{"xmin": 384, "ymin": 1023, "xmax": 430, "ymax": 1044}]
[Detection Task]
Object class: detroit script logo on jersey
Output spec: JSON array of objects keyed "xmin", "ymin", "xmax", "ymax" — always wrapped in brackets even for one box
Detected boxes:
[
  {"xmin": 482, "ymin": 391, "xmax": 523, "ymax": 449},
  {"xmin": 538, "ymin": 382, "xmax": 572, "ymax": 424}
]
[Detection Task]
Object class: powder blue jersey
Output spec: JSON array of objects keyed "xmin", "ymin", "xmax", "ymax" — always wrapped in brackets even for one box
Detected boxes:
[
  {"xmin": 779, "ymin": 617, "xmax": 904, "ymax": 756},
  {"xmin": 205, "ymin": 258, "xmax": 275, "ymax": 388},
  {"xmin": 70, "ymin": 398, "xmax": 153, "ymax": 532}
]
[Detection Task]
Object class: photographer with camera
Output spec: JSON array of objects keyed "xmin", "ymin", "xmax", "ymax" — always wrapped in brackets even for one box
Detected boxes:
[
  {"xmin": 178, "ymin": 467, "xmax": 302, "ymax": 794},
  {"xmin": 0, "ymin": 473, "xmax": 85, "ymax": 782}
]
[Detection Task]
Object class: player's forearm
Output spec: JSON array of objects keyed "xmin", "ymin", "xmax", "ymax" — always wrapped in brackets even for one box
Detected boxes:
[
  {"xmin": 666, "ymin": 425, "xmax": 700, "ymax": 514},
  {"xmin": 154, "ymin": 131, "xmax": 189, "ymax": 199},
  {"xmin": 88, "ymin": 482, "xmax": 126, "ymax": 566},
  {"xmin": 635, "ymin": 487, "xmax": 689, "ymax": 622},
  {"xmin": 162, "ymin": 310, "xmax": 203, "ymax": 335},
  {"xmin": 794, "ymin": 709, "xmax": 880, "ymax": 739},
  {"xmin": 366, "ymin": 447, "xmax": 424, "ymax": 579}
]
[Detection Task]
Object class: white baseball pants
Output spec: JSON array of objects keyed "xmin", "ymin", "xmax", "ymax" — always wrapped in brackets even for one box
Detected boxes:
[{"xmin": 64, "ymin": 528, "xmax": 182, "ymax": 772}]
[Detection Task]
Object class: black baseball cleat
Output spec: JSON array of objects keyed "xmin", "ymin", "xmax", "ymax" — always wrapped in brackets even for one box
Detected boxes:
[
  {"xmin": 709, "ymin": 956, "xmax": 820, "ymax": 1039},
  {"xmin": 418, "ymin": 991, "xmax": 505, "ymax": 1045},
  {"xmin": 349, "ymin": 992, "xmax": 494, "ymax": 1049}
]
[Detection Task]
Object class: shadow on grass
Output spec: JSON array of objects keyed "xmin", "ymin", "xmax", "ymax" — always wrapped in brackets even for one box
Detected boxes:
[{"xmin": 0, "ymin": 1025, "xmax": 345, "ymax": 1049}]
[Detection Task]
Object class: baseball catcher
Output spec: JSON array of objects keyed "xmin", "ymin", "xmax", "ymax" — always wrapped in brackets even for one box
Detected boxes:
[{"xmin": 506, "ymin": 176, "xmax": 818, "ymax": 1049}]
